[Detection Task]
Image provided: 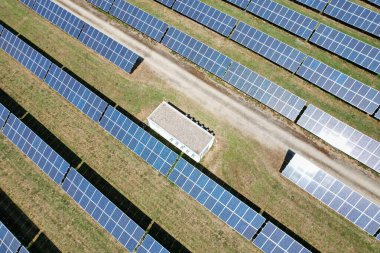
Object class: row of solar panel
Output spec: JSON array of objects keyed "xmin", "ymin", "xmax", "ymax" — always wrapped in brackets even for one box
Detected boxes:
[
  {"xmin": 21, "ymin": 0, "xmax": 140, "ymax": 73},
  {"xmin": 0, "ymin": 222, "xmax": 29, "ymax": 253}
]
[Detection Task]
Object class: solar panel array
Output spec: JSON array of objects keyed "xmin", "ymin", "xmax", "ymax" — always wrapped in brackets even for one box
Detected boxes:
[
  {"xmin": 3, "ymin": 114, "xmax": 71, "ymax": 184},
  {"xmin": 99, "ymin": 106, "xmax": 179, "ymax": 175},
  {"xmin": 297, "ymin": 105, "xmax": 380, "ymax": 173},
  {"xmin": 323, "ymin": 0, "xmax": 380, "ymax": 37},
  {"xmin": 223, "ymin": 62, "xmax": 306, "ymax": 121},
  {"xmin": 136, "ymin": 235, "xmax": 169, "ymax": 253},
  {"xmin": 109, "ymin": 0, "xmax": 169, "ymax": 42},
  {"xmin": 282, "ymin": 154, "xmax": 380, "ymax": 236},
  {"xmin": 0, "ymin": 221, "xmax": 29, "ymax": 253},
  {"xmin": 162, "ymin": 27, "xmax": 233, "ymax": 78},
  {"xmin": 44, "ymin": 64, "xmax": 108, "ymax": 122},
  {"xmin": 231, "ymin": 22, "xmax": 306, "ymax": 73},
  {"xmin": 296, "ymin": 0, "xmax": 329, "ymax": 12},
  {"xmin": 33, "ymin": 0, "xmax": 85, "ymax": 38},
  {"xmin": 0, "ymin": 103, "xmax": 10, "ymax": 129},
  {"xmin": 224, "ymin": 0, "xmax": 251, "ymax": 9},
  {"xmin": 20, "ymin": 0, "xmax": 35, "ymax": 8},
  {"xmin": 87, "ymin": 0, "xmax": 116, "ymax": 12},
  {"xmin": 0, "ymin": 28, "xmax": 52, "ymax": 80},
  {"xmin": 172, "ymin": 0, "xmax": 238, "ymax": 37},
  {"xmin": 310, "ymin": 24, "xmax": 380, "ymax": 74},
  {"xmin": 246, "ymin": 0, "xmax": 318, "ymax": 39},
  {"xmin": 78, "ymin": 24, "xmax": 140, "ymax": 73},
  {"xmin": 168, "ymin": 158, "xmax": 266, "ymax": 240},
  {"xmin": 154, "ymin": 0, "xmax": 176, "ymax": 7},
  {"xmin": 253, "ymin": 222, "xmax": 311, "ymax": 253}
]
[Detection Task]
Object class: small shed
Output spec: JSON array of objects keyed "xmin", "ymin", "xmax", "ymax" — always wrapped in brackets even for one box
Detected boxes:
[{"xmin": 147, "ymin": 102, "xmax": 214, "ymax": 162}]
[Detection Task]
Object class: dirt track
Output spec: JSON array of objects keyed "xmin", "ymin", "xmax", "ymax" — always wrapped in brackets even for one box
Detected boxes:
[{"xmin": 56, "ymin": 0, "xmax": 380, "ymax": 202}]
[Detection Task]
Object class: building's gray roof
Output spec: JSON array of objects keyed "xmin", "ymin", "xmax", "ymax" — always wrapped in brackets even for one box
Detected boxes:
[{"xmin": 148, "ymin": 102, "xmax": 214, "ymax": 154}]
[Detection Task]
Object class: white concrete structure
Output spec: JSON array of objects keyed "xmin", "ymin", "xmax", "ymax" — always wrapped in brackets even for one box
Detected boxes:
[{"xmin": 147, "ymin": 102, "xmax": 215, "ymax": 162}]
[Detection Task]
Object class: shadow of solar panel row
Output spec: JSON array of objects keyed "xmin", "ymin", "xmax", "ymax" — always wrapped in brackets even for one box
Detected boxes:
[
  {"xmin": 296, "ymin": 0, "xmax": 329, "ymax": 12},
  {"xmin": 0, "ymin": 28, "xmax": 52, "ymax": 80},
  {"xmin": 87, "ymin": 0, "xmax": 116, "ymax": 12},
  {"xmin": 253, "ymin": 222, "xmax": 310, "ymax": 253},
  {"xmin": 297, "ymin": 105, "xmax": 380, "ymax": 173},
  {"xmin": 223, "ymin": 62, "xmax": 306, "ymax": 121},
  {"xmin": 224, "ymin": 0, "xmax": 251, "ymax": 9},
  {"xmin": 168, "ymin": 158, "xmax": 266, "ymax": 240},
  {"xmin": 282, "ymin": 154, "xmax": 380, "ymax": 236},
  {"xmin": 246, "ymin": 0, "xmax": 318, "ymax": 39},
  {"xmin": 44, "ymin": 64, "xmax": 108, "ymax": 122},
  {"xmin": 296, "ymin": 57, "xmax": 380, "ymax": 115},
  {"xmin": 310, "ymin": 24, "xmax": 380, "ymax": 74},
  {"xmin": 99, "ymin": 106, "xmax": 179, "ymax": 175},
  {"xmin": 62, "ymin": 168, "xmax": 146, "ymax": 252},
  {"xmin": 154, "ymin": 0, "xmax": 176, "ymax": 8},
  {"xmin": 109, "ymin": 0, "xmax": 169, "ymax": 42},
  {"xmin": 2, "ymin": 114, "xmax": 70, "ymax": 184},
  {"xmin": 0, "ymin": 222, "xmax": 29, "ymax": 253},
  {"xmin": 136, "ymin": 235, "xmax": 169, "ymax": 253},
  {"xmin": 172, "ymin": 0, "xmax": 238, "ymax": 37},
  {"xmin": 0, "ymin": 103, "xmax": 10, "ymax": 129},
  {"xmin": 323, "ymin": 0, "xmax": 380, "ymax": 37},
  {"xmin": 231, "ymin": 22, "xmax": 306, "ymax": 73},
  {"xmin": 78, "ymin": 24, "xmax": 140, "ymax": 73},
  {"xmin": 162, "ymin": 27, "xmax": 233, "ymax": 78}
]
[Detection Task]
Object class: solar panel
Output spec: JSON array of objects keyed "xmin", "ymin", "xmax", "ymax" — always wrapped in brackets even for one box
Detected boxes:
[
  {"xmin": 172, "ymin": 0, "xmax": 238, "ymax": 37},
  {"xmin": 253, "ymin": 222, "xmax": 311, "ymax": 253},
  {"xmin": 162, "ymin": 27, "xmax": 233, "ymax": 78},
  {"xmin": 109, "ymin": 0, "xmax": 169, "ymax": 42},
  {"xmin": 99, "ymin": 106, "xmax": 179, "ymax": 175},
  {"xmin": 87, "ymin": 0, "xmax": 116, "ymax": 12},
  {"xmin": 297, "ymin": 105, "xmax": 380, "ymax": 173},
  {"xmin": 78, "ymin": 24, "xmax": 140, "ymax": 73},
  {"xmin": 2, "ymin": 114, "xmax": 70, "ymax": 184},
  {"xmin": 136, "ymin": 235, "xmax": 169, "ymax": 253},
  {"xmin": 168, "ymin": 158, "xmax": 266, "ymax": 240},
  {"xmin": 309, "ymin": 24, "xmax": 380, "ymax": 74},
  {"xmin": 296, "ymin": 56, "xmax": 380, "ymax": 115},
  {"xmin": 0, "ymin": 103, "xmax": 10, "ymax": 129},
  {"xmin": 282, "ymin": 154, "xmax": 380, "ymax": 236},
  {"xmin": 20, "ymin": 0, "xmax": 36, "ymax": 8},
  {"xmin": 296, "ymin": 0, "xmax": 329, "ymax": 12},
  {"xmin": 154, "ymin": 0, "xmax": 176, "ymax": 8},
  {"xmin": 62, "ymin": 168, "xmax": 145, "ymax": 252},
  {"xmin": 246, "ymin": 0, "xmax": 318, "ymax": 39},
  {"xmin": 44, "ymin": 64, "xmax": 109, "ymax": 122},
  {"xmin": 230, "ymin": 22, "xmax": 306, "ymax": 73},
  {"xmin": 32, "ymin": 0, "xmax": 85, "ymax": 38},
  {"xmin": 0, "ymin": 24, "xmax": 3, "ymax": 35},
  {"xmin": 18, "ymin": 247, "xmax": 30, "ymax": 253},
  {"xmin": 367, "ymin": 0, "xmax": 380, "ymax": 7},
  {"xmin": 0, "ymin": 222, "xmax": 24, "ymax": 253},
  {"xmin": 323, "ymin": 0, "xmax": 380, "ymax": 37},
  {"xmin": 377, "ymin": 233, "xmax": 380, "ymax": 240},
  {"xmin": 375, "ymin": 109, "xmax": 380, "ymax": 120},
  {"xmin": 222, "ymin": 62, "xmax": 306, "ymax": 121},
  {"xmin": 0, "ymin": 28, "xmax": 52, "ymax": 80},
  {"xmin": 224, "ymin": 0, "xmax": 251, "ymax": 9}
]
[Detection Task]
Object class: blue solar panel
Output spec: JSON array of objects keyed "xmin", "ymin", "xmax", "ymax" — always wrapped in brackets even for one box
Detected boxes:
[
  {"xmin": 62, "ymin": 168, "xmax": 145, "ymax": 252},
  {"xmin": 18, "ymin": 247, "xmax": 30, "ymax": 253},
  {"xmin": 136, "ymin": 235, "xmax": 169, "ymax": 253},
  {"xmin": 296, "ymin": 0, "xmax": 329, "ymax": 12},
  {"xmin": 0, "ymin": 103, "xmax": 10, "ymax": 129},
  {"xmin": 296, "ymin": 56, "xmax": 380, "ymax": 115},
  {"xmin": 223, "ymin": 62, "xmax": 306, "ymax": 121},
  {"xmin": 109, "ymin": 0, "xmax": 169, "ymax": 42},
  {"xmin": 282, "ymin": 154, "xmax": 380, "ymax": 236},
  {"xmin": 162, "ymin": 27, "xmax": 233, "ymax": 78},
  {"xmin": 246, "ymin": 0, "xmax": 318, "ymax": 39},
  {"xmin": 0, "ymin": 24, "xmax": 3, "ymax": 35},
  {"xmin": 99, "ymin": 106, "xmax": 179, "ymax": 175},
  {"xmin": 154, "ymin": 0, "xmax": 176, "ymax": 8},
  {"xmin": 20, "ymin": 0, "xmax": 36, "ymax": 8},
  {"xmin": 224, "ymin": 0, "xmax": 251, "ymax": 9},
  {"xmin": 377, "ymin": 232, "xmax": 380, "ymax": 240},
  {"xmin": 375, "ymin": 109, "xmax": 380, "ymax": 120},
  {"xmin": 310, "ymin": 24, "xmax": 380, "ymax": 74},
  {"xmin": 253, "ymin": 222, "xmax": 311, "ymax": 253},
  {"xmin": 87, "ymin": 0, "xmax": 116, "ymax": 12},
  {"xmin": 32, "ymin": 0, "xmax": 85, "ymax": 38},
  {"xmin": 367, "ymin": 0, "xmax": 380, "ymax": 7},
  {"xmin": 2, "ymin": 114, "xmax": 70, "ymax": 184},
  {"xmin": 168, "ymin": 158, "xmax": 266, "ymax": 240},
  {"xmin": 323, "ymin": 0, "xmax": 380, "ymax": 37},
  {"xmin": 172, "ymin": 0, "xmax": 238, "ymax": 37},
  {"xmin": 230, "ymin": 22, "xmax": 306, "ymax": 73},
  {"xmin": 0, "ymin": 222, "xmax": 25, "ymax": 253},
  {"xmin": 44, "ymin": 64, "xmax": 109, "ymax": 122},
  {"xmin": 78, "ymin": 24, "xmax": 140, "ymax": 73},
  {"xmin": 0, "ymin": 28, "xmax": 52, "ymax": 80}
]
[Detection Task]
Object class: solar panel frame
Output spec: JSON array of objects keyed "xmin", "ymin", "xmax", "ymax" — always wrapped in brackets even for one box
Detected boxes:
[
  {"xmin": 2, "ymin": 114, "xmax": 70, "ymax": 185},
  {"xmin": 44, "ymin": 64, "xmax": 109, "ymax": 122},
  {"xmin": 0, "ymin": 28, "xmax": 52, "ymax": 80},
  {"xmin": 230, "ymin": 22, "xmax": 306, "ymax": 73},
  {"xmin": 296, "ymin": 0, "xmax": 329, "ymax": 12},
  {"xmin": 222, "ymin": 62, "xmax": 306, "ymax": 121},
  {"xmin": 309, "ymin": 24, "xmax": 380, "ymax": 74},
  {"xmin": 246, "ymin": 0, "xmax": 319, "ymax": 39},
  {"xmin": 168, "ymin": 158, "xmax": 266, "ymax": 240},
  {"xmin": 0, "ymin": 222, "xmax": 23, "ymax": 253},
  {"xmin": 224, "ymin": 0, "xmax": 251, "ymax": 9},
  {"xmin": 154, "ymin": 0, "xmax": 176, "ymax": 8},
  {"xmin": 0, "ymin": 103, "xmax": 10, "ymax": 129},
  {"xmin": 296, "ymin": 56, "xmax": 380, "ymax": 115},
  {"xmin": 297, "ymin": 105, "xmax": 380, "ymax": 173},
  {"xmin": 20, "ymin": 0, "xmax": 36, "ymax": 8},
  {"xmin": 282, "ymin": 154, "xmax": 380, "ymax": 236},
  {"xmin": 161, "ymin": 27, "xmax": 233, "ymax": 78},
  {"xmin": 136, "ymin": 235, "xmax": 169, "ymax": 253},
  {"xmin": 87, "ymin": 0, "xmax": 116, "ymax": 12},
  {"xmin": 99, "ymin": 106, "xmax": 179, "ymax": 176},
  {"xmin": 62, "ymin": 168, "xmax": 145, "ymax": 252}
]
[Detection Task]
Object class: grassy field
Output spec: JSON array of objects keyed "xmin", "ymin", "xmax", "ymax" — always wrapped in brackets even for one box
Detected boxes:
[{"xmin": 0, "ymin": 0, "xmax": 380, "ymax": 253}]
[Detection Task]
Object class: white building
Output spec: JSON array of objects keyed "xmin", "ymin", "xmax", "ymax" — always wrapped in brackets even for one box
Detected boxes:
[{"xmin": 147, "ymin": 102, "xmax": 215, "ymax": 162}]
